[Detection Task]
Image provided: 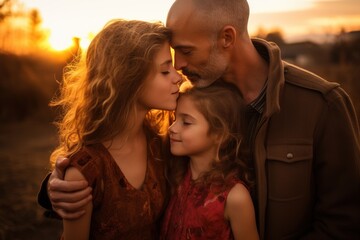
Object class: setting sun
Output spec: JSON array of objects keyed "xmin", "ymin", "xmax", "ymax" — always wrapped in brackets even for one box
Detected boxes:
[
  {"xmin": 11, "ymin": 0, "xmax": 360, "ymax": 51},
  {"xmin": 47, "ymin": 32, "xmax": 74, "ymax": 51},
  {"xmin": 46, "ymin": 32, "xmax": 93, "ymax": 51}
]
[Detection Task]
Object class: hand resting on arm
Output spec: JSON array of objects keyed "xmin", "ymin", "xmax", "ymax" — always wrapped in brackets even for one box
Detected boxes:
[{"xmin": 47, "ymin": 157, "xmax": 93, "ymax": 220}]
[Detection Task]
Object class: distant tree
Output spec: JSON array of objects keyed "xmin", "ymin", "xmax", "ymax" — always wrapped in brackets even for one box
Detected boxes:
[
  {"xmin": 0, "ymin": 0, "xmax": 19, "ymax": 22},
  {"xmin": 30, "ymin": 9, "xmax": 41, "ymax": 29},
  {"xmin": 331, "ymin": 28, "xmax": 360, "ymax": 64},
  {"xmin": 265, "ymin": 30, "xmax": 286, "ymax": 46},
  {"xmin": 0, "ymin": 0, "xmax": 24, "ymax": 52},
  {"xmin": 0, "ymin": 0, "xmax": 11, "ymax": 23},
  {"xmin": 0, "ymin": 0, "xmax": 47, "ymax": 53},
  {"xmin": 253, "ymin": 26, "xmax": 267, "ymax": 39},
  {"xmin": 252, "ymin": 27, "xmax": 286, "ymax": 46},
  {"xmin": 29, "ymin": 9, "xmax": 44, "ymax": 48}
]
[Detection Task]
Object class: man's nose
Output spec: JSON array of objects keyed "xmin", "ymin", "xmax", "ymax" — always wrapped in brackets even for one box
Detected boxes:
[{"xmin": 174, "ymin": 52, "xmax": 187, "ymax": 70}]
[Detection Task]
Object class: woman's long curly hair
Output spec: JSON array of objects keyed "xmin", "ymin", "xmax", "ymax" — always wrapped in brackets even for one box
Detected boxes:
[
  {"xmin": 166, "ymin": 81, "xmax": 254, "ymax": 193},
  {"xmin": 50, "ymin": 19, "xmax": 172, "ymax": 168}
]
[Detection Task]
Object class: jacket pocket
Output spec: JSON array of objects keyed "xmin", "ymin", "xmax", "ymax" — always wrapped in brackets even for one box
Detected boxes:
[{"xmin": 266, "ymin": 144, "xmax": 312, "ymax": 200}]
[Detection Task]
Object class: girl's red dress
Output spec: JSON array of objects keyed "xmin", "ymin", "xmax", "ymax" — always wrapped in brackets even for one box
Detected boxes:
[{"xmin": 161, "ymin": 169, "xmax": 245, "ymax": 240}]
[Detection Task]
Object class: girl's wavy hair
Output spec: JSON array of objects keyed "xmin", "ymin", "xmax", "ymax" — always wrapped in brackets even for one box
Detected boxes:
[
  {"xmin": 50, "ymin": 19, "xmax": 172, "ymax": 168},
  {"xmin": 167, "ymin": 81, "xmax": 254, "ymax": 193}
]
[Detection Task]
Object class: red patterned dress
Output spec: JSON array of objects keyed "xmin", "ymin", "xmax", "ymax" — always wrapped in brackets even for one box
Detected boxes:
[
  {"xmin": 161, "ymin": 169, "xmax": 246, "ymax": 240},
  {"xmin": 63, "ymin": 141, "xmax": 167, "ymax": 240}
]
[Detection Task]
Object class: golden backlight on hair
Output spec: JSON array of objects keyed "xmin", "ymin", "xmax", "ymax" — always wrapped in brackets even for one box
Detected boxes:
[{"xmin": 49, "ymin": 19, "xmax": 172, "ymax": 167}]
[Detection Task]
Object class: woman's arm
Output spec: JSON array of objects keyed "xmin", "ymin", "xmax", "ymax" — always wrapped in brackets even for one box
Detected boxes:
[
  {"xmin": 37, "ymin": 156, "xmax": 93, "ymax": 220},
  {"xmin": 225, "ymin": 183, "xmax": 259, "ymax": 240},
  {"xmin": 62, "ymin": 167, "xmax": 93, "ymax": 240}
]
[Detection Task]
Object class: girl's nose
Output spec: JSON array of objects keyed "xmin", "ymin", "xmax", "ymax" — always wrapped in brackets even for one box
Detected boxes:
[{"xmin": 168, "ymin": 121, "xmax": 177, "ymax": 134}]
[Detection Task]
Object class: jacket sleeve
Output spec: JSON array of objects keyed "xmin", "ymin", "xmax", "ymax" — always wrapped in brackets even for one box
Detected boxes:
[
  {"xmin": 302, "ymin": 87, "xmax": 360, "ymax": 239},
  {"xmin": 37, "ymin": 173, "xmax": 61, "ymax": 219},
  {"xmin": 37, "ymin": 173, "xmax": 52, "ymax": 210}
]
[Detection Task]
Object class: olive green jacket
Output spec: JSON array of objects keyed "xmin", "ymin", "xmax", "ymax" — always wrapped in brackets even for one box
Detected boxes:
[{"xmin": 252, "ymin": 38, "xmax": 360, "ymax": 239}]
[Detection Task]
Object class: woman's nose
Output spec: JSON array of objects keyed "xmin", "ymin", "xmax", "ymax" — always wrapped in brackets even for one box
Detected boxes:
[
  {"xmin": 173, "ymin": 72, "xmax": 183, "ymax": 85},
  {"xmin": 176, "ymin": 78, "xmax": 182, "ymax": 87}
]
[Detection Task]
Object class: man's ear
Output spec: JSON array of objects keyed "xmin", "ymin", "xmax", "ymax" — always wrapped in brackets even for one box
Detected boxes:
[{"xmin": 220, "ymin": 25, "xmax": 236, "ymax": 48}]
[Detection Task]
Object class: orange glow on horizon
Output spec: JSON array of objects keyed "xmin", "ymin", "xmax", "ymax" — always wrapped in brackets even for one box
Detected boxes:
[
  {"xmin": 47, "ymin": 32, "xmax": 73, "ymax": 51},
  {"xmin": 9, "ymin": 0, "xmax": 360, "ymax": 53},
  {"xmin": 46, "ymin": 31, "xmax": 94, "ymax": 52}
]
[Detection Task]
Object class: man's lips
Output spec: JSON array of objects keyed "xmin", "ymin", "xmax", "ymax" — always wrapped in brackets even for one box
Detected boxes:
[{"xmin": 182, "ymin": 69, "xmax": 200, "ymax": 82}]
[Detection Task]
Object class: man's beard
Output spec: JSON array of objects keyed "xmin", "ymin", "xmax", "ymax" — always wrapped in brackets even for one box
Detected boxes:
[{"xmin": 182, "ymin": 46, "xmax": 227, "ymax": 88}]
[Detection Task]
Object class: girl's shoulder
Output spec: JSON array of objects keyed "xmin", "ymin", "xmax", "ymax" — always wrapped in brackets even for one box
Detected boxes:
[
  {"xmin": 224, "ymin": 182, "xmax": 254, "ymax": 220},
  {"xmin": 227, "ymin": 183, "xmax": 252, "ymax": 205},
  {"xmin": 224, "ymin": 183, "xmax": 259, "ymax": 239}
]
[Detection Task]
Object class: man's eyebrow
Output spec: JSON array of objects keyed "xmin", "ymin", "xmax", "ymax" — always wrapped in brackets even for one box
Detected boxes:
[{"xmin": 171, "ymin": 44, "xmax": 193, "ymax": 50}]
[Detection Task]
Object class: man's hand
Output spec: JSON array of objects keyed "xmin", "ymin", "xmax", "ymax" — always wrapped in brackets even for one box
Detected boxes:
[{"xmin": 48, "ymin": 157, "xmax": 92, "ymax": 220}]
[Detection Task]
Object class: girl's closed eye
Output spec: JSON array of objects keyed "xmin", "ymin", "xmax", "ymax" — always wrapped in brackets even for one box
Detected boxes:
[
  {"xmin": 183, "ymin": 121, "xmax": 192, "ymax": 126},
  {"xmin": 180, "ymin": 116, "xmax": 193, "ymax": 126}
]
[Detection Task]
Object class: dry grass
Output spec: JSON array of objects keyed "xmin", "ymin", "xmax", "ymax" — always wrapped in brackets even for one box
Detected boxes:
[
  {"xmin": 0, "ymin": 119, "xmax": 62, "ymax": 240},
  {"xmin": 0, "ymin": 49, "xmax": 358, "ymax": 239}
]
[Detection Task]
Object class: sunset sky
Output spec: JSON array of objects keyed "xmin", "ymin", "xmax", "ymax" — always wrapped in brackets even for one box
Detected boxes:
[{"xmin": 20, "ymin": 0, "xmax": 360, "ymax": 50}]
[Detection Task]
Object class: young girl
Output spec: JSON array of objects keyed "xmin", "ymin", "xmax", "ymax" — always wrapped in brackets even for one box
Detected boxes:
[
  {"xmin": 51, "ymin": 19, "xmax": 182, "ymax": 239},
  {"xmin": 161, "ymin": 82, "xmax": 259, "ymax": 240}
]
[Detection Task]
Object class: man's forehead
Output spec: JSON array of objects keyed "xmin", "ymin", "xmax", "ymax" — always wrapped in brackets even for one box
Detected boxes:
[
  {"xmin": 166, "ymin": 0, "xmax": 209, "ymax": 48},
  {"xmin": 166, "ymin": 0, "xmax": 195, "ymax": 27},
  {"xmin": 167, "ymin": 19, "xmax": 194, "ymax": 47},
  {"xmin": 169, "ymin": 33, "xmax": 190, "ymax": 49},
  {"xmin": 168, "ymin": 25, "xmax": 202, "ymax": 49}
]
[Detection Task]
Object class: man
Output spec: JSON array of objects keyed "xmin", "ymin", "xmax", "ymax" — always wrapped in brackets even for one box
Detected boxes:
[{"xmin": 39, "ymin": 0, "xmax": 360, "ymax": 239}]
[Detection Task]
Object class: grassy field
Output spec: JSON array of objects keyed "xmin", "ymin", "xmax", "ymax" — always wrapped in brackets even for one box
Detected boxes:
[
  {"xmin": 0, "ymin": 119, "xmax": 62, "ymax": 240},
  {"xmin": 0, "ymin": 46, "xmax": 358, "ymax": 240}
]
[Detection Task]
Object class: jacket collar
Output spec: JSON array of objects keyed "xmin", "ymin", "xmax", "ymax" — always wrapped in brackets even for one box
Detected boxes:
[{"xmin": 252, "ymin": 38, "xmax": 285, "ymax": 118}]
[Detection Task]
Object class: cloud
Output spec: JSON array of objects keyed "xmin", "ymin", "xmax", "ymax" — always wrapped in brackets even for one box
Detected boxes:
[
  {"xmin": 249, "ymin": 0, "xmax": 360, "ymax": 41},
  {"xmin": 309, "ymin": 0, "xmax": 360, "ymax": 16}
]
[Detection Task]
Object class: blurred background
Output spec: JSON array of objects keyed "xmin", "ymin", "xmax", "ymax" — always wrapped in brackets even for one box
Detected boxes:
[{"xmin": 0, "ymin": 0, "xmax": 359, "ymax": 239}]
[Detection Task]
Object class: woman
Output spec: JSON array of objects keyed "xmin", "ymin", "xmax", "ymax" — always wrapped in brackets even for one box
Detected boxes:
[{"xmin": 50, "ymin": 19, "xmax": 181, "ymax": 239}]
